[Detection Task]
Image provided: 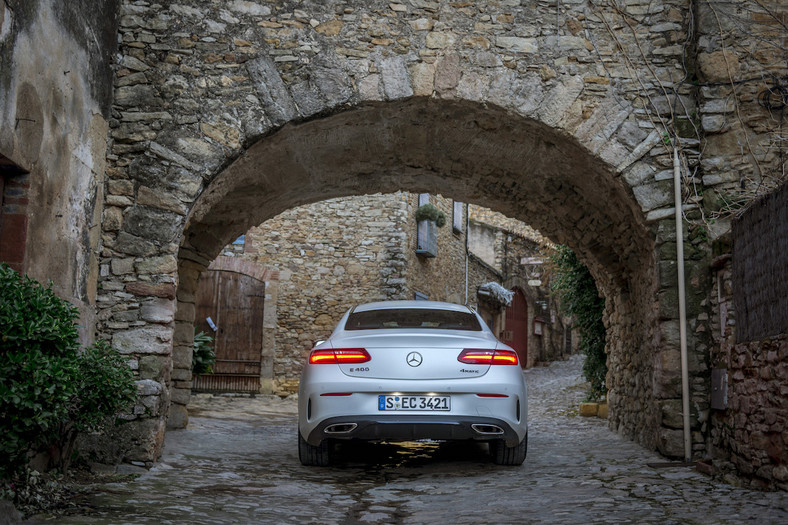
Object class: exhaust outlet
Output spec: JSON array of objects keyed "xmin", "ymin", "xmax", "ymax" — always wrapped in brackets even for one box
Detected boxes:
[
  {"xmin": 472, "ymin": 424, "xmax": 504, "ymax": 435},
  {"xmin": 324, "ymin": 423, "xmax": 358, "ymax": 434}
]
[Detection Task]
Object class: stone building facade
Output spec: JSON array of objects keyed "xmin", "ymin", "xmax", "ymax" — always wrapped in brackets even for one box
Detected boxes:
[
  {"xmin": 703, "ymin": 183, "xmax": 788, "ymax": 490},
  {"xmin": 1, "ymin": 0, "xmax": 786, "ymax": 488},
  {"xmin": 218, "ymin": 192, "xmax": 561, "ymax": 395}
]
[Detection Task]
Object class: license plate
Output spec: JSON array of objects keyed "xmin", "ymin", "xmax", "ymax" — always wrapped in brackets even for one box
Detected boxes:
[{"xmin": 378, "ymin": 395, "xmax": 450, "ymax": 411}]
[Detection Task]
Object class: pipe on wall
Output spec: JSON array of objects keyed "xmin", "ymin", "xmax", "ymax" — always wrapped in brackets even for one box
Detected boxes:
[{"xmin": 673, "ymin": 147, "xmax": 692, "ymax": 462}]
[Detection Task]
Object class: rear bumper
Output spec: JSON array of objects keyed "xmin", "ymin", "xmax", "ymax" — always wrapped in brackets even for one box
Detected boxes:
[{"xmin": 305, "ymin": 414, "xmax": 521, "ymax": 447}]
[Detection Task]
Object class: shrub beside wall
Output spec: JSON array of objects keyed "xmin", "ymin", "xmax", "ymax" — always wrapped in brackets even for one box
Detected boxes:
[{"xmin": 0, "ymin": 264, "xmax": 136, "ymax": 480}]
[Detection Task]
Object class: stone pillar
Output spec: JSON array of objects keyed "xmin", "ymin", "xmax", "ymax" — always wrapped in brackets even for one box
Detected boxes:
[
  {"xmin": 167, "ymin": 253, "xmax": 208, "ymax": 430},
  {"xmin": 652, "ymin": 217, "xmax": 713, "ymax": 459}
]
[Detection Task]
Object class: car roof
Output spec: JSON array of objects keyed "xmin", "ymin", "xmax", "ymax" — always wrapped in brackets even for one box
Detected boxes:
[{"xmin": 352, "ymin": 300, "xmax": 474, "ymax": 313}]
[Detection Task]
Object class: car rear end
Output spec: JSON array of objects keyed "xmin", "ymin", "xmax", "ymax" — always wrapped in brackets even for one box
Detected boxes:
[{"xmin": 298, "ymin": 302, "xmax": 528, "ymax": 466}]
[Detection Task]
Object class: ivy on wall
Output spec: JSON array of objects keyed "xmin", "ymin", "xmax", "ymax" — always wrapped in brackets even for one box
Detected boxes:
[{"xmin": 549, "ymin": 246, "xmax": 608, "ymax": 400}]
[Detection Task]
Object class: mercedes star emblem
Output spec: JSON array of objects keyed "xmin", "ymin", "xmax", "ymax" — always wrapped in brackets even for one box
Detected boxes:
[{"xmin": 406, "ymin": 351, "xmax": 423, "ymax": 367}]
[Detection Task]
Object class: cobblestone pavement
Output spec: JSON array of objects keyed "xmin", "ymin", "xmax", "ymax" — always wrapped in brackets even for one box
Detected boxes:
[{"xmin": 35, "ymin": 355, "xmax": 787, "ymax": 524}]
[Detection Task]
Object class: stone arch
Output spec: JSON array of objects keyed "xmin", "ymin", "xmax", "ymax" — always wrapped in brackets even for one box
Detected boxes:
[
  {"xmin": 166, "ymin": 96, "xmax": 657, "ymax": 445},
  {"xmin": 101, "ymin": 0, "xmax": 704, "ymax": 464}
]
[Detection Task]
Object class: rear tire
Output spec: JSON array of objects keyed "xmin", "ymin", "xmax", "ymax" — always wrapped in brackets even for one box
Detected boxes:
[
  {"xmin": 298, "ymin": 429, "xmax": 331, "ymax": 466},
  {"xmin": 491, "ymin": 433, "xmax": 527, "ymax": 466}
]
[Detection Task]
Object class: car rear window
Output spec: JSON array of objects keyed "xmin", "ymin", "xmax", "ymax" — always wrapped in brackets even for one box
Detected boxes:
[{"xmin": 345, "ymin": 308, "xmax": 482, "ymax": 331}]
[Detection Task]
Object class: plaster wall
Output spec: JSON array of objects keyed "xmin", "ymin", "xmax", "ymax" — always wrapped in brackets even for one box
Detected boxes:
[{"xmin": 0, "ymin": 0, "xmax": 119, "ymax": 342}]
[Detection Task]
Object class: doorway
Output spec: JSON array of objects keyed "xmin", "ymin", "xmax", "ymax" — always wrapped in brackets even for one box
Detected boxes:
[
  {"xmin": 193, "ymin": 269, "xmax": 266, "ymax": 393},
  {"xmin": 505, "ymin": 288, "xmax": 529, "ymax": 368}
]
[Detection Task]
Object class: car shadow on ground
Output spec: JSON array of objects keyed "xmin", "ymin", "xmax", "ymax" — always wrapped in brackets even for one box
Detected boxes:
[{"xmin": 328, "ymin": 439, "xmax": 502, "ymax": 470}]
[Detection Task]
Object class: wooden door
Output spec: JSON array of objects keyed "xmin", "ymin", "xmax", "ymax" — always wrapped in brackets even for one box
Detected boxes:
[
  {"xmin": 505, "ymin": 288, "xmax": 528, "ymax": 368},
  {"xmin": 193, "ymin": 270, "xmax": 266, "ymax": 393}
]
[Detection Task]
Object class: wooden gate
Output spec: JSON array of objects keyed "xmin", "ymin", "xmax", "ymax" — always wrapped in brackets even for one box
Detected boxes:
[
  {"xmin": 505, "ymin": 288, "xmax": 528, "ymax": 368},
  {"xmin": 193, "ymin": 270, "xmax": 266, "ymax": 393}
]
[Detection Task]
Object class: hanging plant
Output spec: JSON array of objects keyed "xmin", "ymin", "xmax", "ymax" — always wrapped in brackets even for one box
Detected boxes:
[{"xmin": 415, "ymin": 203, "xmax": 447, "ymax": 227}]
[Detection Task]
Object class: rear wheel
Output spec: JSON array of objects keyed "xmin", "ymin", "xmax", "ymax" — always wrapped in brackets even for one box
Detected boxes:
[
  {"xmin": 491, "ymin": 433, "xmax": 527, "ymax": 466},
  {"xmin": 298, "ymin": 429, "xmax": 332, "ymax": 466}
]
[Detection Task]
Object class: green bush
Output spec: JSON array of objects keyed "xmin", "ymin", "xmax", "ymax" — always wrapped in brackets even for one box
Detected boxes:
[
  {"xmin": 192, "ymin": 329, "xmax": 215, "ymax": 376},
  {"xmin": 550, "ymin": 246, "xmax": 608, "ymax": 400},
  {"xmin": 414, "ymin": 203, "xmax": 447, "ymax": 227},
  {"xmin": 0, "ymin": 264, "xmax": 136, "ymax": 479}
]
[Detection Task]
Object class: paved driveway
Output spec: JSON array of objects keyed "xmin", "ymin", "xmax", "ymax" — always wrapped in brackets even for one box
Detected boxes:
[{"xmin": 38, "ymin": 356, "xmax": 788, "ymax": 524}]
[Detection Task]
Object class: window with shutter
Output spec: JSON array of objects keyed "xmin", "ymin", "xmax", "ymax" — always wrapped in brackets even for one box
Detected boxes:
[
  {"xmin": 452, "ymin": 201, "xmax": 463, "ymax": 233},
  {"xmin": 416, "ymin": 217, "xmax": 437, "ymax": 257},
  {"xmin": 415, "ymin": 193, "xmax": 437, "ymax": 257}
]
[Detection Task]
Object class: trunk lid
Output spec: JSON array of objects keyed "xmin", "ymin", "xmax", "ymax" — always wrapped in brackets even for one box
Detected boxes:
[{"xmin": 333, "ymin": 331, "xmax": 496, "ymax": 380}]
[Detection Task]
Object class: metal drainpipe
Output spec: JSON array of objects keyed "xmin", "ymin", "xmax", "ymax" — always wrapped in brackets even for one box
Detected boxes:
[
  {"xmin": 673, "ymin": 146, "xmax": 692, "ymax": 462},
  {"xmin": 464, "ymin": 202, "xmax": 470, "ymax": 305}
]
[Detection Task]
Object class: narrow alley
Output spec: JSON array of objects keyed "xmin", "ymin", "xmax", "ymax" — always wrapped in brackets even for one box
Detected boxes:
[{"xmin": 38, "ymin": 356, "xmax": 788, "ymax": 524}]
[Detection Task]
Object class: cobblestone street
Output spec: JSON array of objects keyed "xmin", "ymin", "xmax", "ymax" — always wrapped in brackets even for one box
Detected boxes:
[{"xmin": 36, "ymin": 356, "xmax": 787, "ymax": 524}]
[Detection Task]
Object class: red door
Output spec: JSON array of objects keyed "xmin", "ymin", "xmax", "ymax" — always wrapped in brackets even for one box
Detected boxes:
[{"xmin": 505, "ymin": 288, "xmax": 528, "ymax": 368}]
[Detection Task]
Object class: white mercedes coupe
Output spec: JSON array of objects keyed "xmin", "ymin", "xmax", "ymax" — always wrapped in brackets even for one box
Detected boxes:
[{"xmin": 297, "ymin": 300, "xmax": 528, "ymax": 466}]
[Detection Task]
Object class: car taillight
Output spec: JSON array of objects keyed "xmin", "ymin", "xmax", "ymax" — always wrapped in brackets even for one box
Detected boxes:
[
  {"xmin": 309, "ymin": 348, "xmax": 370, "ymax": 364},
  {"xmin": 458, "ymin": 348, "xmax": 519, "ymax": 366},
  {"xmin": 476, "ymin": 393, "xmax": 510, "ymax": 398}
]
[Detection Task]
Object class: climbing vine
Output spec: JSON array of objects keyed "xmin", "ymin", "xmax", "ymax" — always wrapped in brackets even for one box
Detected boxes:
[{"xmin": 549, "ymin": 246, "xmax": 607, "ymax": 400}]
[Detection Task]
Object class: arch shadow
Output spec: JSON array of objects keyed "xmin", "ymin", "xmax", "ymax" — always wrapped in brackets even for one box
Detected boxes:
[{"xmin": 170, "ymin": 97, "xmax": 658, "ymax": 450}]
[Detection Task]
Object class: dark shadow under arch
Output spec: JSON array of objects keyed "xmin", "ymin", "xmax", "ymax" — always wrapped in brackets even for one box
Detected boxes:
[{"xmin": 171, "ymin": 97, "xmax": 659, "ymax": 450}]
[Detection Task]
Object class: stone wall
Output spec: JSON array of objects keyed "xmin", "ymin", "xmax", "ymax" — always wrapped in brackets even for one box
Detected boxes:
[
  {"xmin": 235, "ymin": 191, "xmax": 550, "ymax": 394},
  {"xmin": 404, "ymin": 194, "xmax": 469, "ymax": 304},
  {"xmin": 695, "ymin": 1, "xmax": 788, "ymax": 237},
  {"xmin": 709, "ymin": 248, "xmax": 788, "ymax": 489},
  {"xmin": 707, "ymin": 225, "xmax": 788, "ymax": 489},
  {"xmin": 245, "ymin": 192, "xmax": 410, "ymax": 394},
  {"xmin": 469, "ymin": 206, "xmax": 545, "ymax": 245}
]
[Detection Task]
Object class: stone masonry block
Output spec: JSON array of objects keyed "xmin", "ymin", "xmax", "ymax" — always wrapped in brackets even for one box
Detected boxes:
[
  {"xmin": 141, "ymin": 298, "xmax": 176, "ymax": 323},
  {"xmin": 380, "ymin": 55, "xmax": 413, "ymax": 99},
  {"xmin": 656, "ymin": 427, "xmax": 685, "ymax": 458},
  {"xmin": 172, "ymin": 344, "xmax": 193, "ymax": 369},
  {"xmin": 139, "ymin": 355, "xmax": 167, "ymax": 380},
  {"xmin": 167, "ymin": 404, "xmax": 189, "ymax": 430},
  {"xmin": 113, "ymin": 325, "xmax": 173, "ymax": 355},
  {"xmin": 170, "ymin": 386, "xmax": 191, "ymax": 406},
  {"xmin": 247, "ymin": 56, "xmax": 297, "ymax": 125}
]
